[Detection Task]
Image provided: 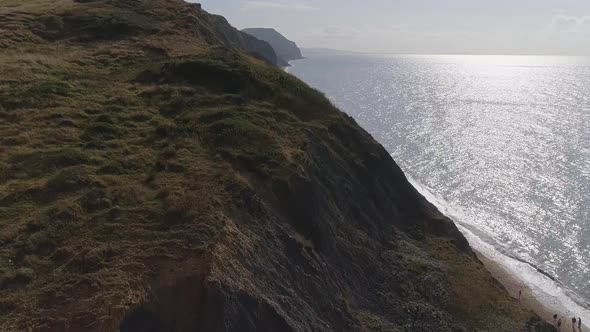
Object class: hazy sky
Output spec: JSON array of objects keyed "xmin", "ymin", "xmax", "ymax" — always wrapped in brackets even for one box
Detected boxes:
[{"xmin": 193, "ymin": 0, "xmax": 590, "ymax": 55}]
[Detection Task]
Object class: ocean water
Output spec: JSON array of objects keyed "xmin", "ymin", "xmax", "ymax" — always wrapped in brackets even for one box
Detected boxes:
[{"xmin": 288, "ymin": 54, "xmax": 590, "ymax": 319}]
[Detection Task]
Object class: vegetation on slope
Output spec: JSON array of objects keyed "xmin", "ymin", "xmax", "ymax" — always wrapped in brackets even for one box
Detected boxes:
[{"xmin": 0, "ymin": 0, "xmax": 553, "ymax": 331}]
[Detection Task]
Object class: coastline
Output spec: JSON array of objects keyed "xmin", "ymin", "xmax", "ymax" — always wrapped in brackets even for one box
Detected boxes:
[
  {"xmin": 402, "ymin": 173, "xmax": 590, "ymax": 330},
  {"xmin": 476, "ymin": 248, "xmax": 589, "ymax": 331},
  {"xmin": 475, "ymin": 250, "xmax": 555, "ymax": 324},
  {"xmin": 286, "ymin": 56, "xmax": 590, "ymax": 331},
  {"xmin": 457, "ymin": 220, "xmax": 590, "ymax": 331}
]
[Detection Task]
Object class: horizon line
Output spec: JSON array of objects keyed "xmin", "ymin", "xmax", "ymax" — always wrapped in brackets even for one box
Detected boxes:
[{"xmin": 300, "ymin": 48, "xmax": 590, "ymax": 57}]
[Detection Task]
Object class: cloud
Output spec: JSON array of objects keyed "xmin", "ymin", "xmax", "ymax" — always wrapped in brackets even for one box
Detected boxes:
[
  {"xmin": 550, "ymin": 15, "xmax": 590, "ymax": 32},
  {"xmin": 241, "ymin": 1, "xmax": 318, "ymax": 11}
]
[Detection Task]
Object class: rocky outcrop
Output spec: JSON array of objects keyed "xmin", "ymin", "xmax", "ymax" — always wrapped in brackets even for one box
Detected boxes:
[{"xmin": 242, "ymin": 28, "xmax": 303, "ymax": 65}]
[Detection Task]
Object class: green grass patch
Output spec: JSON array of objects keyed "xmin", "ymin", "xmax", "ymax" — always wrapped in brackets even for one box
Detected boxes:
[
  {"xmin": 28, "ymin": 80, "xmax": 73, "ymax": 97},
  {"xmin": 46, "ymin": 167, "xmax": 92, "ymax": 194},
  {"xmin": 207, "ymin": 118, "xmax": 267, "ymax": 145},
  {"xmin": 82, "ymin": 122, "xmax": 122, "ymax": 141},
  {"xmin": 0, "ymin": 80, "xmax": 74, "ymax": 110},
  {"xmin": 157, "ymin": 56, "xmax": 267, "ymax": 97},
  {"xmin": 62, "ymin": 10, "xmax": 159, "ymax": 41},
  {"xmin": 155, "ymin": 124, "xmax": 200, "ymax": 139},
  {"xmin": 8, "ymin": 148, "xmax": 94, "ymax": 179},
  {"xmin": 97, "ymin": 159, "xmax": 142, "ymax": 175},
  {"xmin": 200, "ymin": 112, "xmax": 284, "ymax": 175}
]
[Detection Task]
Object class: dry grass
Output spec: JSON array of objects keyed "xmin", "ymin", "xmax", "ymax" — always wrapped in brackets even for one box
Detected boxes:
[
  {"xmin": 0, "ymin": 0, "xmax": 545, "ymax": 331},
  {"xmin": 0, "ymin": 0, "xmax": 328, "ymax": 329},
  {"xmin": 424, "ymin": 237, "xmax": 535, "ymax": 330}
]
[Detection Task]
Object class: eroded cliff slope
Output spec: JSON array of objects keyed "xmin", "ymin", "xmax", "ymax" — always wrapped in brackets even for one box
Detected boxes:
[
  {"xmin": 0, "ymin": 1, "xmax": 552, "ymax": 331},
  {"xmin": 242, "ymin": 28, "xmax": 303, "ymax": 66}
]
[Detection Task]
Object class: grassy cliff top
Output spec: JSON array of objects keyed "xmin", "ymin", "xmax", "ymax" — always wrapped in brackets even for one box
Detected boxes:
[{"xmin": 0, "ymin": 1, "xmax": 550, "ymax": 331}]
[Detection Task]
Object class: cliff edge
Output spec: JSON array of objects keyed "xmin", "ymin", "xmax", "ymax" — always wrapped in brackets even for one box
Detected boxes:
[
  {"xmin": 242, "ymin": 27, "xmax": 303, "ymax": 65},
  {"xmin": 0, "ymin": 1, "xmax": 553, "ymax": 331}
]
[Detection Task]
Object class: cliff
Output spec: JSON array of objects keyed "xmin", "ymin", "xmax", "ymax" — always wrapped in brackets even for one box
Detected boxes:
[
  {"xmin": 242, "ymin": 28, "xmax": 303, "ymax": 64},
  {"xmin": 204, "ymin": 14, "xmax": 280, "ymax": 66},
  {"xmin": 0, "ymin": 1, "xmax": 553, "ymax": 331}
]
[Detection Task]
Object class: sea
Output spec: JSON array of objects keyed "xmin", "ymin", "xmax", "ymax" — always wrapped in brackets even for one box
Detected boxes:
[{"xmin": 288, "ymin": 53, "xmax": 590, "ymax": 321}]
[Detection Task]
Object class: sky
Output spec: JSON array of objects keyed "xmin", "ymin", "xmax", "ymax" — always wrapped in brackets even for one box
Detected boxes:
[{"xmin": 193, "ymin": 0, "xmax": 590, "ymax": 55}]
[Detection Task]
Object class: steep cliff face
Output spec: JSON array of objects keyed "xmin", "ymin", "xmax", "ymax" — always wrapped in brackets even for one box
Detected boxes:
[
  {"xmin": 239, "ymin": 31, "xmax": 279, "ymax": 65},
  {"xmin": 242, "ymin": 28, "xmax": 303, "ymax": 63},
  {"xmin": 0, "ymin": 1, "xmax": 553, "ymax": 331},
  {"xmin": 205, "ymin": 14, "xmax": 280, "ymax": 66}
]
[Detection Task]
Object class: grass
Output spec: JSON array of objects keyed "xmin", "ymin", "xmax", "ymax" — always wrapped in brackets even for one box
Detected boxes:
[
  {"xmin": 0, "ymin": 4, "xmax": 240, "ymax": 325},
  {"xmin": 8, "ymin": 148, "xmax": 93, "ymax": 179},
  {"xmin": 66, "ymin": 11, "xmax": 159, "ymax": 41},
  {"xmin": 0, "ymin": 267, "xmax": 35, "ymax": 290},
  {"xmin": 29, "ymin": 80, "xmax": 73, "ymax": 97},
  {"xmin": 0, "ymin": 79, "xmax": 74, "ymax": 110},
  {"xmin": 424, "ymin": 236, "xmax": 534, "ymax": 330},
  {"xmin": 82, "ymin": 122, "xmax": 122, "ymax": 141},
  {"xmin": 0, "ymin": 0, "xmax": 542, "ymax": 331},
  {"xmin": 45, "ymin": 166, "xmax": 93, "ymax": 194}
]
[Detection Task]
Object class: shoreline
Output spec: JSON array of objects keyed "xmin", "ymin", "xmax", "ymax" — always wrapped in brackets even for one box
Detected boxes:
[
  {"xmin": 286, "ymin": 58, "xmax": 590, "ymax": 331},
  {"xmin": 402, "ymin": 174, "xmax": 590, "ymax": 330},
  {"xmin": 475, "ymin": 250, "xmax": 555, "ymax": 324},
  {"xmin": 459, "ymin": 223, "xmax": 590, "ymax": 331},
  {"xmin": 476, "ymin": 249, "xmax": 589, "ymax": 331},
  {"xmin": 473, "ymin": 242, "xmax": 589, "ymax": 331}
]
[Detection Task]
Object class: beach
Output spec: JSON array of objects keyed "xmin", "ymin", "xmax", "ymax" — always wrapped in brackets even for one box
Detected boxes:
[
  {"xmin": 403, "ymin": 175, "xmax": 590, "ymax": 331},
  {"xmin": 476, "ymin": 250, "xmax": 588, "ymax": 331}
]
